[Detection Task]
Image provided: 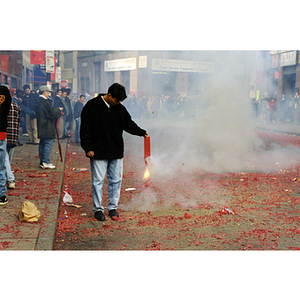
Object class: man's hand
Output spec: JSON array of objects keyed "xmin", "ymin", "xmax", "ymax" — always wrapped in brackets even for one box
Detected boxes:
[
  {"xmin": 144, "ymin": 131, "xmax": 149, "ymax": 138},
  {"xmin": 87, "ymin": 151, "xmax": 94, "ymax": 158}
]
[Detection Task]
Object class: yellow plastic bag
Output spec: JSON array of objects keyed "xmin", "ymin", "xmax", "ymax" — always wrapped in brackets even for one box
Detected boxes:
[{"xmin": 18, "ymin": 201, "xmax": 41, "ymax": 223}]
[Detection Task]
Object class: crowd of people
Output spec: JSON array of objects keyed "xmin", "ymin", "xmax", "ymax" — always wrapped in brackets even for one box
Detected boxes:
[
  {"xmin": 123, "ymin": 94, "xmax": 206, "ymax": 120},
  {"xmin": 252, "ymin": 92, "xmax": 300, "ymax": 124},
  {"xmin": 0, "ymin": 84, "xmax": 88, "ymax": 206}
]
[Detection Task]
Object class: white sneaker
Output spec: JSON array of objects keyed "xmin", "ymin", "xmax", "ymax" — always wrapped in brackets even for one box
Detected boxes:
[{"xmin": 40, "ymin": 162, "xmax": 56, "ymax": 169}]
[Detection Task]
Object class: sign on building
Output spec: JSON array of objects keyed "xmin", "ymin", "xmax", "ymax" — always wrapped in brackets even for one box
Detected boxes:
[
  {"xmin": 281, "ymin": 51, "xmax": 297, "ymax": 67},
  {"xmin": 105, "ymin": 58, "xmax": 136, "ymax": 72},
  {"xmin": 151, "ymin": 58, "xmax": 215, "ymax": 73},
  {"xmin": 46, "ymin": 50, "xmax": 55, "ymax": 73}
]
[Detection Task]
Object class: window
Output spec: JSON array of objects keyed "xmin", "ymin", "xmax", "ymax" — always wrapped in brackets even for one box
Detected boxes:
[{"xmin": 64, "ymin": 52, "xmax": 73, "ymax": 69}]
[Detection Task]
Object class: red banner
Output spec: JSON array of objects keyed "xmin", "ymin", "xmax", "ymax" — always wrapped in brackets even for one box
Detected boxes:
[
  {"xmin": 1, "ymin": 55, "xmax": 9, "ymax": 72},
  {"xmin": 30, "ymin": 50, "xmax": 45, "ymax": 64}
]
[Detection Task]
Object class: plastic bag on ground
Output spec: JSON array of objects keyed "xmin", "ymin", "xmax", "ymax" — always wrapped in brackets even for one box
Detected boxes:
[{"xmin": 63, "ymin": 191, "xmax": 73, "ymax": 203}]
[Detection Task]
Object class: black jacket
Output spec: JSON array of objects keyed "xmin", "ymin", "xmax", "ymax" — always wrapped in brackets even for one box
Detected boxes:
[
  {"xmin": 65, "ymin": 96, "xmax": 73, "ymax": 122},
  {"xmin": 23, "ymin": 91, "xmax": 38, "ymax": 119},
  {"xmin": 35, "ymin": 95, "xmax": 62, "ymax": 139},
  {"xmin": 80, "ymin": 94, "xmax": 146, "ymax": 159},
  {"xmin": 74, "ymin": 100, "xmax": 83, "ymax": 119},
  {"xmin": 0, "ymin": 85, "xmax": 12, "ymax": 133},
  {"xmin": 54, "ymin": 95, "xmax": 66, "ymax": 115}
]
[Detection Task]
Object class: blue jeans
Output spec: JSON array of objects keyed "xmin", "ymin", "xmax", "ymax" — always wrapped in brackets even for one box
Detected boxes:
[
  {"xmin": 5, "ymin": 148, "xmax": 14, "ymax": 182},
  {"xmin": 0, "ymin": 139, "xmax": 7, "ymax": 197},
  {"xmin": 39, "ymin": 138, "xmax": 54, "ymax": 164},
  {"xmin": 75, "ymin": 117, "xmax": 81, "ymax": 142},
  {"xmin": 63, "ymin": 115, "xmax": 69, "ymax": 136},
  {"xmin": 90, "ymin": 158, "xmax": 123, "ymax": 213}
]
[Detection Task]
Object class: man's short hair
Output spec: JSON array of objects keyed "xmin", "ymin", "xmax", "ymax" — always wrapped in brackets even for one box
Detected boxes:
[
  {"xmin": 107, "ymin": 83, "xmax": 127, "ymax": 102},
  {"xmin": 80, "ymin": 94, "xmax": 85, "ymax": 98},
  {"xmin": 23, "ymin": 84, "xmax": 30, "ymax": 90}
]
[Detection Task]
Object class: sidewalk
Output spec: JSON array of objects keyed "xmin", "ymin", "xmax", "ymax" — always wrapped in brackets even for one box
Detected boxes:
[
  {"xmin": 255, "ymin": 121, "xmax": 300, "ymax": 136},
  {"xmin": 0, "ymin": 134, "xmax": 68, "ymax": 250}
]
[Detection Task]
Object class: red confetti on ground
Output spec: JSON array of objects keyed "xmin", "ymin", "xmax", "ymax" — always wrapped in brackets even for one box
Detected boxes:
[{"xmin": 53, "ymin": 131, "xmax": 300, "ymax": 250}]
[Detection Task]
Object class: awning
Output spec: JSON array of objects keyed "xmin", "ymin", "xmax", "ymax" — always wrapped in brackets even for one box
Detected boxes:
[{"xmin": 33, "ymin": 66, "xmax": 46, "ymax": 84}]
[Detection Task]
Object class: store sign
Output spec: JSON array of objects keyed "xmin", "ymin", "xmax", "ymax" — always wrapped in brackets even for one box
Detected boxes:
[
  {"xmin": 46, "ymin": 50, "xmax": 55, "ymax": 73},
  {"xmin": 105, "ymin": 58, "xmax": 136, "ymax": 72},
  {"xmin": 47, "ymin": 81, "xmax": 52, "ymax": 90},
  {"xmin": 139, "ymin": 56, "xmax": 147, "ymax": 68},
  {"xmin": 55, "ymin": 66, "xmax": 61, "ymax": 83},
  {"xmin": 151, "ymin": 58, "xmax": 215, "ymax": 73},
  {"xmin": 281, "ymin": 51, "xmax": 296, "ymax": 66},
  {"xmin": 1, "ymin": 55, "xmax": 9, "ymax": 72},
  {"xmin": 30, "ymin": 50, "xmax": 45, "ymax": 64},
  {"xmin": 60, "ymin": 79, "xmax": 68, "ymax": 88}
]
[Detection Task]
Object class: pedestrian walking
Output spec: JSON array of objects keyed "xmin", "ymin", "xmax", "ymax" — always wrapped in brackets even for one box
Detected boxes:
[
  {"xmin": 5, "ymin": 101, "xmax": 21, "ymax": 189},
  {"xmin": 73, "ymin": 94, "xmax": 85, "ymax": 143},
  {"xmin": 22, "ymin": 84, "xmax": 39, "ymax": 145},
  {"xmin": 80, "ymin": 83, "xmax": 148, "ymax": 221},
  {"xmin": 35, "ymin": 85, "xmax": 63, "ymax": 170},
  {"xmin": 0, "ymin": 85, "xmax": 12, "ymax": 205}
]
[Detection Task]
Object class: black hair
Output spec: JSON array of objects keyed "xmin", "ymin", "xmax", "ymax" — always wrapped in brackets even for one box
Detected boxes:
[
  {"xmin": 23, "ymin": 84, "xmax": 30, "ymax": 90},
  {"xmin": 16, "ymin": 89, "xmax": 24, "ymax": 98},
  {"xmin": 79, "ymin": 94, "xmax": 85, "ymax": 98},
  {"xmin": 107, "ymin": 83, "xmax": 127, "ymax": 102},
  {"xmin": 56, "ymin": 88, "xmax": 62, "ymax": 94}
]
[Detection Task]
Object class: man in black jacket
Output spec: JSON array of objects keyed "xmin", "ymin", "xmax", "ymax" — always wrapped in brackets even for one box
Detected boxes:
[
  {"xmin": 35, "ymin": 85, "xmax": 63, "ymax": 170},
  {"xmin": 0, "ymin": 85, "xmax": 12, "ymax": 205},
  {"xmin": 80, "ymin": 83, "xmax": 148, "ymax": 221}
]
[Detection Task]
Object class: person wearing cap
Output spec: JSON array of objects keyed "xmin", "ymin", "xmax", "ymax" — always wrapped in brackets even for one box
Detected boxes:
[
  {"xmin": 0, "ymin": 85, "xmax": 12, "ymax": 205},
  {"xmin": 80, "ymin": 83, "xmax": 148, "ymax": 221},
  {"xmin": 35, "ymin": 85, "xmax": 63, "ymax": 169}
]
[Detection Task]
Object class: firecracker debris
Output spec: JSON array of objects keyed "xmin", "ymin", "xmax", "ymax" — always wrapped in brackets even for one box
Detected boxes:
[{"xmin": 2, "ymin": 122, "xmax": 300, "ymax": 250}]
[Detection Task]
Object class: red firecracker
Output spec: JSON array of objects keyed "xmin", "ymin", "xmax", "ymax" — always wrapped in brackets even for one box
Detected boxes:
[{"xmin": 144, "ymin": 136, "xmax": 150, "ymax": 166}]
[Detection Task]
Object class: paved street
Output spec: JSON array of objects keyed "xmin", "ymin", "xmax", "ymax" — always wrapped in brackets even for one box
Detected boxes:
[{"xmin": 2, "ymin": 120, "xmax": 300, "ymax": 251}]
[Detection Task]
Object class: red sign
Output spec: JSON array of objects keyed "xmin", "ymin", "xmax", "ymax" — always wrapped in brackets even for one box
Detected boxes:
[
  {"xmin": 60, "ymin": 80, "xmax": 68, "ymax": 88},
  {"xmin": 30, "ymin": 50, "xmax": 45, "ymax": 64},
  {"xmin": 1, "ymin": 55, "xmax": 9, "ymax": 72}
]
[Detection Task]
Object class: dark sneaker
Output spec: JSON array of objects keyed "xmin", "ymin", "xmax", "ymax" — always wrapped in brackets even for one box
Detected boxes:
[
  {"xmin": 108, "ymin": 209, "xmax": 119, "ymax": 219},
  {"xmin": 8, "ymin": 180, "xmax": 15, "ymax": 189},
  {"xmin": 0, "ymin": 196, "xmax": 8, "ymax": 206},
  {"xmin": 94, "ymin": 211, "xmax": 106, "ymax": 221}
]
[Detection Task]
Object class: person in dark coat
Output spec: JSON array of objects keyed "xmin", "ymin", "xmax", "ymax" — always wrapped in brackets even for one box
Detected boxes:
[
  {"xmin": 35, "ymin": 85, "xmax": 63, "ymax": 170},
  {"xmin": 53, "ymin": 89, "xmax": 65, "ymax": 138},
  {"xmin": 0, "ymin": 85, "xmax": 12, "ymax": 205},
  {"xmin": 22, "ymin": 84, "xmax": 39, "ymax": 144},
  {"xmin": 73, "ymin": 94, "xmax": 85, "ymax": 143},
  {"xmin": 80, "ymin": 83, "xmax": 148, "ymax": 221}
]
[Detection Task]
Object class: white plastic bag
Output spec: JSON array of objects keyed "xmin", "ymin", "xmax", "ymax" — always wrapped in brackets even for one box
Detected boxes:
[{"xmin": 63, "ymin": 191, "xmax": 73, "ymax": 203}]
